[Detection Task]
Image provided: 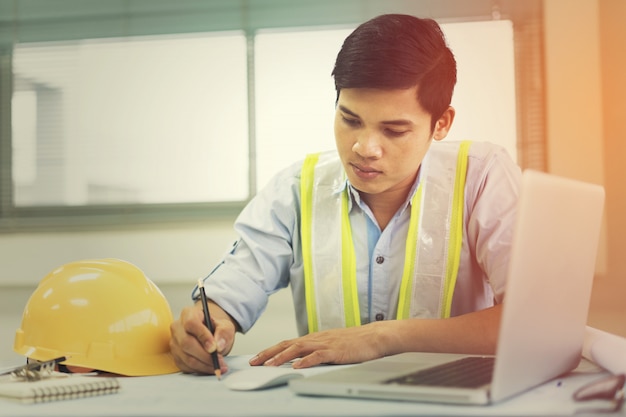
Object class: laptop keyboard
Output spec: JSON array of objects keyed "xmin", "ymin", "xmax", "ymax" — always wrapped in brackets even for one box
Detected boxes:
[{"xmin": 384, "ymin": 356, "xmax": 495, "ymax": 388}]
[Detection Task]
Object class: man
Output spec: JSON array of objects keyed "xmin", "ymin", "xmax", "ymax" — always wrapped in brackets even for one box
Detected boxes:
[{"xmin": 169, "ymin": 14, "xmax": 521, "ymax": 375}]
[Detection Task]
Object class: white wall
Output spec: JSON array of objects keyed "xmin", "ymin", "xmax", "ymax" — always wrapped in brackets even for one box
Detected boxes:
[{"xmin": 0, "ymin": 221, "xmax": 236, "ymax": 287}]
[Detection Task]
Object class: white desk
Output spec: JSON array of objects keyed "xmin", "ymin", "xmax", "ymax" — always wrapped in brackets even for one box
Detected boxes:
[{"xmin": 1, "ymin": 356, "xmax": 622, "ymax": 417}]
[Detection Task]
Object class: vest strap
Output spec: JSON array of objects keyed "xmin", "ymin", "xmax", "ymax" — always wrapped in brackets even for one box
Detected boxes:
[
  {"xmin": 300, "ymin": 154, "xmax": 319, "ymax": 333},
  {"xmin": 301, "ymin": 141, "xmax": 471, "ymax": 332}
]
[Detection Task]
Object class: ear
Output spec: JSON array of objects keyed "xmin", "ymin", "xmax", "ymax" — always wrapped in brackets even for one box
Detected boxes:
[{"xmin": 432, "ymin": 106, "xmax": 455, "ymax": 141}]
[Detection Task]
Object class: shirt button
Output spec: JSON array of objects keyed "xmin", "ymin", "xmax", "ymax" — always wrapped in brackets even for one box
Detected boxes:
[
  {"xmin": 375, "ymin": 256, "xmax": 385, "ymax": 264},
  {"xmin": 375, "ymin": 313, "xmax": 385, "ymax": 321}
]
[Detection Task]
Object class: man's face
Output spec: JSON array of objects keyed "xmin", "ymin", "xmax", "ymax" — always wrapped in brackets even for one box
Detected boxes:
[{"xmin": 334, "ymin": 86, "xmax": 443, "ymax": 200}]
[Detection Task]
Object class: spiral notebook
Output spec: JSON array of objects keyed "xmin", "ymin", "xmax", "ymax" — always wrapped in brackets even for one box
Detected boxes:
[{"xmin": 0, "ymin": 375, "xmax": 120, "ymax": 404}]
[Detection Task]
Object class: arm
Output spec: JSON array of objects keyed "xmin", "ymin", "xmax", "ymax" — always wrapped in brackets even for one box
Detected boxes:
[
  {"xmin": 250, "ymin": 304, "xmax": 502, "ymax": 369},
  {"xmin": 170, "ymin": 162, "xmax": 304, "ymax": 374}
]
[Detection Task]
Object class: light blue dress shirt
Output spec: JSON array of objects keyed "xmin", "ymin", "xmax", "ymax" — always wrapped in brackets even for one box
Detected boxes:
[{"xmin": 194, "ymin": 141, "xmax": 522, "ymax": 336}]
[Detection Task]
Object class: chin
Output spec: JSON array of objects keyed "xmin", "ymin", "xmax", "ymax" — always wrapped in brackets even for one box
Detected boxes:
[{"xmin": 348, "ymin": 180, "xmax": 381, "ymax": 196}]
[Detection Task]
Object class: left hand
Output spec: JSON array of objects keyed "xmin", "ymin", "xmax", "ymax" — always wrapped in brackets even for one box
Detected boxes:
[
  {"xmin": 249, "ymin": 305, "xmax": 503, "ymax": 369},
  {"xmin": 249, "ymin": 322, "xmax": 391, "ymax": 369}
]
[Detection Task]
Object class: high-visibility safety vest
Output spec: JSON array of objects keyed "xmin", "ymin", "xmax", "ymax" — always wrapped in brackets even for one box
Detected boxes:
[{"xmin": 300, "ymin": 140, "xmax": 471, "ymax": 333}]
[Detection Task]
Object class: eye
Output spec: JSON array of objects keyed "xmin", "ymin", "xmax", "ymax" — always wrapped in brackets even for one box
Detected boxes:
[
  {"xmin": 384, "ymin": 128, "xmax": 408, "ymax": 138},
  {"xmin": 341, "ymin": 115, "xmax": 361, "ymax": 128}
]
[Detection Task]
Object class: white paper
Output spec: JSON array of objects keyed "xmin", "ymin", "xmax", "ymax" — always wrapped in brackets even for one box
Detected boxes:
[{"xmin": 582, "ymin": 325, "xmax": 626, "ymax": 374}]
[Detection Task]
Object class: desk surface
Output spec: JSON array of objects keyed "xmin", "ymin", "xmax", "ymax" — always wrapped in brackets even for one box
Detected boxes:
[{"xmin": 0, "ymin": 356, "xmax": 622, "ymax": 417}]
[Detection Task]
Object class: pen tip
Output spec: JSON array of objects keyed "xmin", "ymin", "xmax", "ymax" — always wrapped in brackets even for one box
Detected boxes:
[
  {"xmin": 197, "ymin": 278, "xmax": 204, "ymax": 289},
  {"xmin": 215, "ymin": 369, "xmax": 222, "ymax": 380}
]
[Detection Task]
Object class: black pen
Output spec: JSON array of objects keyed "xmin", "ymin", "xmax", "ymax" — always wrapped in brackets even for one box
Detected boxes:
[{"xmin": 197, "ymin": 278, "xmax": 222, "ymax": 380}]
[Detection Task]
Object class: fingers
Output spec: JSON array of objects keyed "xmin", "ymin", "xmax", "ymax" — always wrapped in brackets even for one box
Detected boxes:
[
  {"xmin": 250, "ymin": 338, "xmax": 331, "ymax": 369},
  {"xmin": 170, "ymin": 340, "xmax": 223, "ymax": 374},
  {"xmin": 291, "ymin": 350, "xmax": 329, "ymax": 369},
  {"xmin": 169, "ymin": 305, "xmax": 228, "ymax": 375},
  {"xmin": 249, "ymin": 339, "xmax": 299, "ymax": 367},
  {"xmin": 249, "ymin": 326, "xmax": 386, "ymax": 370}
]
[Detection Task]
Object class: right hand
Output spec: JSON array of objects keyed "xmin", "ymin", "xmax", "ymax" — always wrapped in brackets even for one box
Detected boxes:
[{"xmin": 169, "ymin": 300, "xmax": 237, "ymax": 374}]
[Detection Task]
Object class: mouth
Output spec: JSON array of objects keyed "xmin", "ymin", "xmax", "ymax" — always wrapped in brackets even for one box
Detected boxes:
[{"xmin": 350, "ymin": 163, "xmax": 382, "ymax": 180}]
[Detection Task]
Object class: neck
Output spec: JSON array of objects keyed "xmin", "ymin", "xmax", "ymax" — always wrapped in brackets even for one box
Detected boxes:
[{"xmin": 360, "ymin": 185, "xmax": 412, "ymax": 231}]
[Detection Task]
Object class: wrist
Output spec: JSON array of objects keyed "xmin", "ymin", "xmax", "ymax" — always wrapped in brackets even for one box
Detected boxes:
[{"xmin": 369, "ymin": 319, "xmax": 404, "ymax": 357}]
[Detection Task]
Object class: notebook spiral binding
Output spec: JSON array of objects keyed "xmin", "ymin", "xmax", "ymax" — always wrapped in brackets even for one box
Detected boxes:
[
  {"xmin": 0, "ymin": 357, "xmax": 121, "ymax": 404},
  {"xmin": 28, "ymin": 378, "xmax": 120, "ymax": 404}
]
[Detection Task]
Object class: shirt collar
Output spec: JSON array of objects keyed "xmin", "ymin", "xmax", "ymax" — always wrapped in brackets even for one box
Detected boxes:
[{"xmin": 332, "ymin": 168, "xmax": 422, "ymax": 215}]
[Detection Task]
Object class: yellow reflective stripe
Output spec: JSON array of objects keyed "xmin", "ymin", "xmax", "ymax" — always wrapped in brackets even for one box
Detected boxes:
[
  {"xmin": 301, "ymin": 153, "xmax": 319, "ymax": 333},
  {"xmin": 341, "ymin": 190, "xmax": 360, "ymax": 327},
  {"xmin": 396, "ymin": 184, "xmax": 423, "ymax": 320},
  {"xmin": 440, "ymin": 140, "xmax": 471, "ymax": 318}
]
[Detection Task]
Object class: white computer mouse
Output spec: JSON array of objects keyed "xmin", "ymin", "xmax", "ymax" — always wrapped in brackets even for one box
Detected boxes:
[{"xmin": 224, "ymin": 366, "xmax": 304, "ymax": 391}]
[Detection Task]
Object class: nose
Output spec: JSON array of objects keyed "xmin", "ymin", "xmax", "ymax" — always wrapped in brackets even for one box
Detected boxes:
[{"xmin": 352, "ymin": 131, "xmax": 382, "ymax": 159}]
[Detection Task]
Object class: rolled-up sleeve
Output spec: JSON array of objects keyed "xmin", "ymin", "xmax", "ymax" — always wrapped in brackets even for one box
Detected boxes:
[{"xmin": 193, "ymin": 161, "xmax": 303, "ymax": 332}]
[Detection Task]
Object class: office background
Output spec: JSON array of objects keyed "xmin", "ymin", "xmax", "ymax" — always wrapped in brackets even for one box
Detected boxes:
[{"xmin": 0, "ymin": 0, "xmax": 624, "ymax": 363}]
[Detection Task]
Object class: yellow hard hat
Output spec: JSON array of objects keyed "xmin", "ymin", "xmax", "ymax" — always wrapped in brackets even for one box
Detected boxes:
[{"xmin": 14, "ymin": 258, "xmax": 180, "ymax": 376}]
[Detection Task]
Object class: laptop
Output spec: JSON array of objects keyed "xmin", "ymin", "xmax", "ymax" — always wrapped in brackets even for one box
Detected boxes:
[{"xmin": 289, "ymin": 169, "xmax": 605, "ymax": 405}]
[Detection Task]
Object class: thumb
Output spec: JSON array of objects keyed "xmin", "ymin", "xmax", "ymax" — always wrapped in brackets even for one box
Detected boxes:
[{"xmin": 212, "ymin": 318, "xmax": 235, "ymax": 355}]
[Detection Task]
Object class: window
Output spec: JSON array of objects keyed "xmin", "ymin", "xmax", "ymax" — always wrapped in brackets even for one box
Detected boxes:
[
  {"xmin": 0, "ymin": 0, "xmax": 544, "ymax": 230},
  {"xmin": 11, "ymin": 32, "xmax": 248, "ymax": 207},
  {"xmin": 255, "ymin": 28, "xmax": 353, "ymax": 189}
]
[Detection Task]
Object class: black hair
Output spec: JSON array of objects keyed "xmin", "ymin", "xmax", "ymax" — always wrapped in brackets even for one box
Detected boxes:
[{"xmin": 332, "ymin": 14, "xmax": 457, "ymax": 130}]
